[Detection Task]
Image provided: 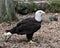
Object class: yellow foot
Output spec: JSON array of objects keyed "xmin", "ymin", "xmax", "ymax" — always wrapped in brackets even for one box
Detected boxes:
[{"xmin": 28, "ymin": 40, "xmax": 35, "ymax": 44}]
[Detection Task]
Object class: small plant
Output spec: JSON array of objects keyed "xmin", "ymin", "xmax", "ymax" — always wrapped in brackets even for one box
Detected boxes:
[
  {"xmin": 49, "ymin": 14, "xmax": 58, "ymax": 21},
  {"xmin": 2, "ymin": 35, "xmax": 11, "ymax": 42}
]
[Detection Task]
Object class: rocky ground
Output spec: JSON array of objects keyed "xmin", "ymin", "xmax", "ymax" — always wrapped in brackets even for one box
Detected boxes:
[{"xmin": 0, "ymin": 13, "xmax": 60, "ymax": 48}]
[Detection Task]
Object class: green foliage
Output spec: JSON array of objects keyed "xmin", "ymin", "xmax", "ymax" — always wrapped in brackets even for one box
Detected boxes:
[
  {"xmin": 46, "ymin": 0, "xmax": 60, "ymax": 13},
  {"xmin": 49, "ymin": 0, "xmax": 60, "ymax": 3},
  {"xmin": 15, "ymin": 1, "xmax": 38, "ymax": 15},
  {"xmin": 15, "ymin": 2, "xmax": 29, "ymax": 14},
  {"xmin": 0, "ymin": 1, "xmax": 18, "ymax": 23},
  {"xmin": 29, "ymin": 3, "xmax": 38, "ymax": 12}
]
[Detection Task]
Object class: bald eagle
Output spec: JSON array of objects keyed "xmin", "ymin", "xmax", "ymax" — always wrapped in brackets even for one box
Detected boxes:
[{"xmin": 4, "ymin": 10, "xmax": 45, "ymax": 43}]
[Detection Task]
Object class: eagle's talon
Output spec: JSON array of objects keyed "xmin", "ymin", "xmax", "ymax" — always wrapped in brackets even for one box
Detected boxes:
[{"xmin": 28, "ymin": 40, "xmax": 35, "ymax": 44}]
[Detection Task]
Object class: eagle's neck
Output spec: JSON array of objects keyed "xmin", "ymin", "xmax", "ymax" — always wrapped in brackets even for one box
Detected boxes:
[{"xmin": 35, "ymin": 13, "xmax": 42, "ymax": 22}]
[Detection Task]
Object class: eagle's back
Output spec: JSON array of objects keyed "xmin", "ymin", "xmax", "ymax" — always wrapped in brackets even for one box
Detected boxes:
[{"xmin": 15, "ymin": 18, "xmax": 42, "ymax": 34}]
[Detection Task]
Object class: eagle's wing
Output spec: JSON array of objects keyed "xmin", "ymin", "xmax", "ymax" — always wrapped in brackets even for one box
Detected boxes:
[
  {"xmin": 17, "ymin": 18, "xmax": 32, "ymax": 27},
  {"xmin": 17, "ymin": 21, "xmax": 41, "ymax": 32}
]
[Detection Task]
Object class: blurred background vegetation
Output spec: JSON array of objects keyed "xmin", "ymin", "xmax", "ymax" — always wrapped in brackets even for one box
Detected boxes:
[
  {"xmin": 0, "ymin": 0, "xmax": 18, "ymax": 23},
  {"xmin": 0, "ymin": 0, "xmax": 60, "ymax": 23},
  {"xmin": 46, "ymin": 0, "xmax": 60, "ymax": 12},
  {"xmin": 15, "ymin": 2, "xmax": 38, "ymax": 15}
]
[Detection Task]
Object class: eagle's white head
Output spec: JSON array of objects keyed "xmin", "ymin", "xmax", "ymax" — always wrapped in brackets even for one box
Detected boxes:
[{"xmin": 35, "ymin": 10, "xmax": 45, "ymax": 22}]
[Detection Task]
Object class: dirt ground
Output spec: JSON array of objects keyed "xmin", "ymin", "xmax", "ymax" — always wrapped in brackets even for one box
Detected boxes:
[{"xmin": 0, "ymin": 13, "xmax": 60, "ymax": 48}]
